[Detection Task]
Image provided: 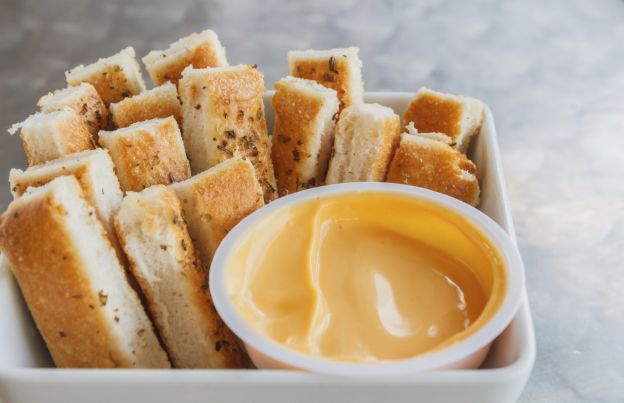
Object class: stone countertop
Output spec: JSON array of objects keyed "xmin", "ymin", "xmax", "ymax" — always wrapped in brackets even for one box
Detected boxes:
[{"xmin": 1, "ymin": 0, "xmax": 623, "ymax": 401}]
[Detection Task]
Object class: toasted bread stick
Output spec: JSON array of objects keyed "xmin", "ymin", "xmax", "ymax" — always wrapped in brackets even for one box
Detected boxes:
[
  {"xmin": 170, "ymin": 157, "xmax": 264, "ymax": 267},
  {"xmin": 9, "ymin": 148, "xmax": 124, "ymax": 260},
  {"xmin": 288, "ymin": 47, "xmax": 363, "ymax": 109},
  {"xmin": 0, "ymin": 176, "xmax": 170, "ymax": 368},
  {"xmin": 99, "ymin": 117, "xmax": 191, "ymax": 192},
  {"xmin": 178, "ymin": 65, "xmax": 276, "ymax": 201},
  {"xmin": 115, "ymin": 185, "xmax": 250, "ymax": 368},
  {"xmin": 387, "ymin": 128, "xmax": 480, "ymax": 206},
  {"xmin": 271, "ymin": 76, "xmax": 339, "ymax": 195},
  {"xmin": 403, "ymin": 88, "xmax": 484, "ymax": 153},
  {"xmin": 38, "ymin": 83, "xmax": 108, "ymax": 142},
  {"xmin": 326, "ymin": 103, "xmax": 400, "ymax": 184},
  {"xmin": 8, "ymin": 108, "xmax": 94, "ymax": 166},
  {"xmin": 142, "ymin": 30, "xmax": 228, "ymax": 86},
  {"xmin": 109, "ymin": 82, "xmax": 182, "ymax": 128},
  {"xmin": 66, "ymin": 47, "xmax": 146, "ymax": 106}
]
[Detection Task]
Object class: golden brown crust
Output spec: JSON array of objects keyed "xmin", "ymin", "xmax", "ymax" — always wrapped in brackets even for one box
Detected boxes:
[
  {"xmin": 386, "ymin": 134, "xmax": 480, "ymax": 206},
  {"xmin": 0, "ymin": 187, "xmax": 127, "ymax": 368},
  {"xmin": 149, "ymin": 42, "xmax": 227, "ymax": 86},
  {"xmin": 190, "ymin": 159, "xmax": 264, "ymax": 258},
  {"xmin": 58, "ymin": 112, "xmax": 95, "ymax": 154},
  {"xmin": 69, "ymin": 64, "xmax": 142, "ymax": 106},
  {"xmin": 290, "ymin": 56, "xmax": 354, "ymax": 109},
  {"xmin": 79, "ymin": 88, "xmax": 109, "ymax": 137},
  {"xmin": 19, "ymin": 112, "xmax": 94, "ymax": 166},
  {"xmin": 11, "ymin": 165, "xmax": 85, "ymax": 198},
  {"xmin": 76, "ymin": 88, "xmax": 109, "ymax": 140},
  {"xmin": 113, "ymin": 187, "xmax": 250, "ymax": 368},
  {"xmin": 182, "ymin": 66, "xmax": 276, "ymax": 202},
  {"xmin": 162, "ymin": 191, "xmax": 250, "ymax": 369},
  {"xmin": 100, "ymin": 118, "xmax": 191, "ymax": 192},
  {"xmin": 326, "ymin": 105, "xmax": 401, "ymax": 184},
  {"xmin": 173, "ymin": 158, "xmax": 264, "ymax": 264},
  {"xmin": 19, "ymin": 134, "xmax": 39, "ymax": 167},
  {"xmin": 372, "ymin": 113, "xmax": 401, "ymax": 181},
  {"xmin": 271, "ymin": 82, "xmax": 326, "ymax": 196},
  {"xmin": 38, "ymin": 85, "xmax": 108, "ymax": 142},
  {"xmin": 195, "ymin": 289, "xmax": 252, "ymax": 369},
  {"xmin": 403, "ymin": 92, "xmax": 463, "ymax": 141},
  {"xmin": 110, "ymin": 84, "xmax": 182, "ymax": 128},
  {"xmin": 9, "ymin": 150, "xmax": 126, "ymax": 264}
]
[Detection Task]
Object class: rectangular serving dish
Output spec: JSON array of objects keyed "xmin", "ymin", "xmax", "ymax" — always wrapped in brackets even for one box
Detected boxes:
[{"xmin": 0, "ymin": 92, "xmax": 535, "ymax": 403}]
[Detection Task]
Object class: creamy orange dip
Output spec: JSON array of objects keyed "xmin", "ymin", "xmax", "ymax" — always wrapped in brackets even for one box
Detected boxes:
[{"xmin": 226, "ymin": 192, "xmax": 506, "ymax": 362}]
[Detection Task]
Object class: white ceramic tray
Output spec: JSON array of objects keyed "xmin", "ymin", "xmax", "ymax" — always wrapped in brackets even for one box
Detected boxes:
[{"xmin": 0, "ymin": 92, "xmax": 535, "ymax": 403}]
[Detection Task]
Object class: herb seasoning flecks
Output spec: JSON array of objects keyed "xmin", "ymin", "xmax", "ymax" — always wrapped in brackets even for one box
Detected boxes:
[
  {"xmin": 98, "ymin": 290, "xmax": 108, "ymax": 307},
  {"xmin": 277, "ymin": 134, "xmax": 291, "ymax": 143},
  {"xmin": 328, "ymin": 56, "xmax": 338, "ymax": 73}
]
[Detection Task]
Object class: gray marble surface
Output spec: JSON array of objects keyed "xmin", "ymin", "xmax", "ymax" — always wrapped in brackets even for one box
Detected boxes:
[{"xmin": 1, "ymin": 0, "xmax": 623, "ymax": 401}]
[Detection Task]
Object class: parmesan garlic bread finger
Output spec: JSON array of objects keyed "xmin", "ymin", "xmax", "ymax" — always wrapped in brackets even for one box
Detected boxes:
[
  {"xmin": 66, "ymin": 47, "xmax": 146, "ymax": 106},
  {"xmin": 0, "ymin": 176, "xmax": 170, "ymax": 368},
  {"xmin": 288, "ymin": 47, "xmax": 363, "ymax": 109},
  {"xmin": 271, "ymin": 76, "xmax": 339, "ymax": 195},
  {"xmin": 109, "ymin": 82, "xmax": 182, "ymax": 128},
  {"xmin": 403, "ymin": 87, "xmax": 484, "ymax": 153},
  {"xmin": 326, "ymin": 103, "xmax": 400, "ymax": 184},
  {"xmin": 115, "ymin": 185, "xmax": 250, "ymax": 368},
  {"xmin": 170, "ymin": 157, "xmax": 264, "ymax": 267},
  {"xmin": 8, "ymin": 107, "xmax": 94, "ymax": 166},
  {"xmin": 99, "ymin": 117, "xmax": 191, "ymax": 192},
  {"xmin": 38, "ymin": 83, "xmax": 108, "ymax": 142},
  {"xmin": 9, "ymin": 148, "xmax": 124, "ymax": 260},
  {"xmin": 178, "ymin": 65, "xmax": 276, "ymax": 202},
  {"xmin": 387, "ymin": 129, "xmax": 480, "ymax": 206},
  {"xmin": 142, "ymin": 30, "xmax": 228, "ymax": 86}
]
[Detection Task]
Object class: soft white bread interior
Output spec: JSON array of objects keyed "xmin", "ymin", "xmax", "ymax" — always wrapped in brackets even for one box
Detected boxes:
[
  {"xmin": 109, "ymin": 82, "xmax": 182, "ymax": 128},
  {"xmin": 288, "ymin": 47, "xmax": 363, "ymax": 109},
  {"xmin": 114, "ymin": 185, "xmax": 249, "ymax": 368},
  {"xmin": 66, "ymin": 47, "xmax": 146, "ymax": 106},
  {"xmin": 271, "ymin": 76, "xmax": 339, "ymax": 196},
  {"xmin": 326, "ymin": 103, "xmax": 400, "ymax": 184},
  {"xmin": 0, "ymin": 176, "xmax": 170, "ymax": 368},
  {"xmin": 8, "ymin": 107, "xmax": 94, "ymax": 166},
  {"xmin": 170, "ymin": 157, "xmax": 264, "ymax": 267},
  {"xmin": 386, "ymin": 130, "xmax": 480, "ymax": 206},
  {"xmin": 99, "ymin": 117, "xmax": 191, "ymax": 192},
  {"xmin": 178, "ymin": 65, "xmax": 276, "ymax": 202},
  {"xmin": 142, "ymin": 30, "xmax": 228, "ymax": 86},
  {"xmin": 9, "ymin": 148, "xmax": 124, "ymax": 259},
  {"xmin": 405, "ymin": 122, "xmax": 454, "ymax": 144},
  {"xmin": 403, "ymin": 87, "xmax": 484, "ymax": 153},
  {"xmin": 37, "ymin": 82, "xmax": 108, "ymax": 142}
]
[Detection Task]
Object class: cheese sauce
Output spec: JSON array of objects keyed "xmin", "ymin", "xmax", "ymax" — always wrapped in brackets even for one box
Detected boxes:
[{"xmin": 226, "ymin": 192, "xmax": 506, "ymax": 362}]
